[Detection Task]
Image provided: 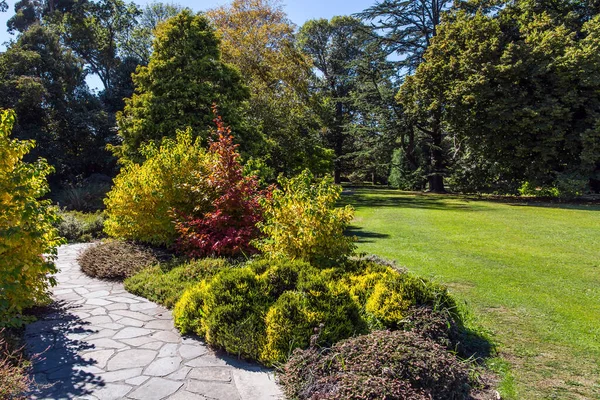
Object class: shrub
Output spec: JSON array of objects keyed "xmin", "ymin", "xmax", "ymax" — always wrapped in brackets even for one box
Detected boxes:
[
  {"xmin": 175, "ymin": 267, "xmax": 270, "ymax": 359},
  {"xmin": 124, "ymin": 258, "xmax": 229, "ymax": 308},
  {"xmin": 255, "ymin": 170, "xmax": 356, "ymax": 265},
  {"xmin": 0, "ymin": 109, "xmax": 64, "ymax": 328},
  {"xmin": 54, "ymin": 210, "xmax": 105, "ymax": 243},
  {"xmin": 279, "ymin": 330, "xmax": 472, "ymax": 400},
  {"xmin": 104, "ymin": 129, "xmax": 214, "ymax": 246},
  {"xmin": 344, "ymin": 262, "xmax": 456, "ymax": 330},
  {"xmin": 172, "ymin": 256, "xmax": 460, "ymax": 366},
  {"xmin": 0, "ymin": 330, "xmax": 32, "ymax": 400},
  {"xmin": 261, "ymin": 278, "xmax": 366, "ymax": 365},
  {"xmin": 78, "ymin": 241, "xmax": 162, "ymax": 280},
  {"xmin": 175, "ymin": 113, "xmax": 270, "ymax": 258}
]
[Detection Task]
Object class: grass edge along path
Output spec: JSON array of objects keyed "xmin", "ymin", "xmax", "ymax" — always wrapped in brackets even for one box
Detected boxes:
[{"xmin": 342, "ymin": 188, "xmax": 600, "ymax": 400}]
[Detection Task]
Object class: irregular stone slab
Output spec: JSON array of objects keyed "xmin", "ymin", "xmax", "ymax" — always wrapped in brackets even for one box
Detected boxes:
[
  {"xmin": 144, "ymin": 356, "xmax": 182, "ymax": 377},
  {"xmin": 186, "ymin": 355, "xmax": 229, "ymax": 367},
  {"xmin": 128, "ymin": 377, "xmax": 183, "ymax": 400},
  {"xmin": 144, "ymin": 319, "xmax": 173, "ymax": 330},
  {"xmin": 150, "ymin": 331, "xmax": 180, "ymax": 343},
  {"xmin": 117, "ymin": 317, "xmax": 145, "ymax": 328},
  {"xmin": 189, "ymin": 367, "xmax": 232, "ymax": 382},
  {"xmin": 90, "ymin": 383, "xmax": 132, "ymax": 400},
  {"xmin": 179, "ymin": 345, "xmax": 207, "ymax": 360},
  {"xmin": 83, "ymin": 349, "xmax": 114, "ymax": 369},
  {"xmin": 158, "ymin": 343, "xmax": 178, "ymax": 358},
  {"xmin": 87, "ymin": 338, "xmax": 128, "ymax": 350},
  {"xmin": 97, "ymin": 367, "xmax": 143, "ymax": 383},
  {"xmin": 86, "ymin": 298, "xmax": 112, "ymax": 306},
  {"xmin": 112, "ymin": 310, "xmax": 155, "ymax": 322},
  {"xmin": 113, "ymin": 327, "xmax": 155, "ymax": 340},
  {"xmin": 106, "ymin": 349, "xmax": 157, "ymax": 371},
  {"xmin": 125, "ymin": 375, "xmax": 149, "ymax": 386},
  {"xmin": 186, "ymin": 380, "xmax": 241, "ymax": 399}
]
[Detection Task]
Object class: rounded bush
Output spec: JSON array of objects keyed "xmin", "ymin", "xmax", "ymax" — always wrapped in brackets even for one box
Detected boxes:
[
  {"xmin": 78, "ymin": 241, "xmax": 160, "ymax": 280},
  {"xmin": 280, "ymin": 330, "xmax": 472, "ymax": 400},
  {"xmin": 173, "ymin": 267, "xmax": 271, "ymax": 359},
  {"xmin": 173, "ymin": 281, "xmax": 210, "ymax": 335}
]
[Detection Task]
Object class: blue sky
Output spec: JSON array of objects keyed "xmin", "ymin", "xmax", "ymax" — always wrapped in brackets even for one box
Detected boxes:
[{"xmin": 0, "ymin": 0, "xmax": 376, "ymax": 51}]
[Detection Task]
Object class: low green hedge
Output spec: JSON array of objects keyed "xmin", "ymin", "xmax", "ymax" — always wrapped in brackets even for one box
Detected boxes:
[
  {"xmin": 124, "ymin": 258, "xmax": 229, "ymax": 308},
  {"xmin": 173, "ymin": 256, "xmax": 458, "ymax": 366}
]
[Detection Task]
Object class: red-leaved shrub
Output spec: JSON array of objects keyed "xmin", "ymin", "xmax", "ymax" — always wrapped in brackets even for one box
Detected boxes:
[{"xmin": 175, "ymin": 111, "xmax": 270, "ymax": 258}]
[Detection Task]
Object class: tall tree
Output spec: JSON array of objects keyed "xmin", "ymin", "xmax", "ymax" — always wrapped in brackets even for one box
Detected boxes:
[
  {"xmin": 118, "ymin": 1, "xmax": 183, "ymax": 65},
  {"xmin": 207, "ymin": 0, "xmax": 331, "ymax": 176},
  {"xmin": 0, "ymin": 24, "xmax": 116, "ymax": 185},
  {"xmin": 357, "ymin": 0, "xmax": 454, "ymax": 73},
  {"xmin": 400, "ymin": 4, "xmax": 600, "ymax": 194},
  {"xmin": 61, "ymin": 0, "xmax": 140, "ymax": 95},
  {"xmin": 115, "ymin": 10, "xmax": 254, "ymax": 163},
  {"xmin": 298, "ymin": 16, "xmax": 371, "ymax": 183}
]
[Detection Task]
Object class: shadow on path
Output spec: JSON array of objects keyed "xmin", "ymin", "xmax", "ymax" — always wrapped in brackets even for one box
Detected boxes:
[{"xmin": 26, "ymin": 303, "xmax": 104, "ymax": 398}]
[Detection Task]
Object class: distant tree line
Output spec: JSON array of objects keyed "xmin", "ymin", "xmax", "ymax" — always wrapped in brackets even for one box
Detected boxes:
[{"xmin": 0, "ymin": 0, "xmax": 598, "ymax": 198}]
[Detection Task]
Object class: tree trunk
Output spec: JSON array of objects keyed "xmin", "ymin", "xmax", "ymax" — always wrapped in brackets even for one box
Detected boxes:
[
  {"xmin": 428, "ymin": 174, "xmax": 445, "ymax": 193},
  {"xmin": 428, "ymin": 112, "xmax": 446, "ymax": 193},
  {"xmin": 334, "ymin": 168, "xmax": 342, "ymax": 184}
]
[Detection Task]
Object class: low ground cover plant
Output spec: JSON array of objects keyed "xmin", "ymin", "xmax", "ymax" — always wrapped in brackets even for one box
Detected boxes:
[
  {"xmin": 124, "ymin": 258, "xmax": 230, "ymax": 308},
  {"xmin": 0, "ymin": 110, "xmax": 63, "ymax": 328},
  {"xmin": 78, "ymin": 241, "xmax": 164, "ymax": 280},
  {"xmin": 279, "ymin": 329, "xmax": 472, "ymax": 400}
]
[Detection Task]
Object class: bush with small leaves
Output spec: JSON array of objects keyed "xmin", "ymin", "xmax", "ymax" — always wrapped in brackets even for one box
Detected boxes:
[
  {"xmin": 104, "ymin": 129, "xmax": 214, "ymax": 246},
  {"xmin": 125, "ymin": 258, "xmax": 230, "ymax": 308},
  {"xmin": 78, "ymin": 241, "xmax": 163, "ymax": 280},
  {"xmin": 280, "ymin": 330, "xmax": 473, "ymax": 400},
  {"xmin": 0, "ymin": 110, "xmax": 64, "ymax": 327},
  {"xmin": 255, "ymin": 170, "xmax": 355, "ymax": 265}
]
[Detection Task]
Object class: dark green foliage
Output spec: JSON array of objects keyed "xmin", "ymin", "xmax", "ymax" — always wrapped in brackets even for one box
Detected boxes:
[
  {"xmin": 172, "ymin": 255, "xmax": 461, "ymax": 366},
  {"xmin": 124, "ymin": 258, "xmax": 229, "ymax": 308},
  {"xmin": 55, "ymin": 210, "xmax": 106, "ymax": 243},
  {"xmin": 298, "ymin": 16, "xmax": 371, "ymax": 183},
  {"xmin": 199, "ymin": 267, "xmax": 271, "ymax": 359},
  {"xmin": 78, "ymin": 240, "xmax": 161, "ymax": 280},
  {"xmin": 280, "ymin": 330, "xmax": 472, "ymax": 400},
  {"xmin": 115, "ymin": 10, "xmax": 255, "ymax": 163},
  {"xmin": 0, "ymin": 24, "xmax": 117, "ymax": 188}
]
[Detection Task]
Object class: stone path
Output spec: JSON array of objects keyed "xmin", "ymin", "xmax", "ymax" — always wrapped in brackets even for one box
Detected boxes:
[{"xmin": 26, "ymin": 243, "xmax": 283, "ymax": 400}]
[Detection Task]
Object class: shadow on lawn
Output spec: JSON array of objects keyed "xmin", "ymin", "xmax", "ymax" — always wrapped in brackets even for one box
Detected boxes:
[
  {"xmin": 25, "ymin": 302, "xmax": 104, "ymax": 398},
  {"xmin": 346, "ymin": 225, "xmax": 390, "ymax": 243},
  {"xmin": 341, "ymin": 190, "xmax": 486, "ymax": 211},
  {"xmin": 342, "ymin": 185, "xmax": 600, "ymax": 212}
]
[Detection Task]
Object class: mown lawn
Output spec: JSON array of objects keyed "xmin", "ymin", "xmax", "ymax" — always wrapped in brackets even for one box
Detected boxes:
[{"xmin": 343, "ymin": 188, "xmax": 600, "ymax": 400}]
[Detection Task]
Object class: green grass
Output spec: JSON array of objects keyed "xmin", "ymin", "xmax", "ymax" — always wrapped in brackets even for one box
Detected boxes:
[{"xmin": 343, "ymin": 188, "xmax": 600, "ymax": 400}]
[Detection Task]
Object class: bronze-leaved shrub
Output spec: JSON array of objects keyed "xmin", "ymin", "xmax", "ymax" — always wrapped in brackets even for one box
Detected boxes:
[
  {"xmin": 0, "ymin": 110, "xmax": 64, "ymax": 328},
  {"xmin": 104, "ymin": 129, "xmax": 214, "ymax": 246}
]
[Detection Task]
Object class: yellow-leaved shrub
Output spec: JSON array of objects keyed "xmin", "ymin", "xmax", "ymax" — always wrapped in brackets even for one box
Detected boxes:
[
  {"xmin": 0, "ymin": 110, "xmax": 64, "ymax": 327},
  {"xmin": 255, "ymin": 170, "xmax": 356, "ymax": 265},
  {"xmin": 104, "ymin": 129, "xmax": 214, "ymax": 246}
]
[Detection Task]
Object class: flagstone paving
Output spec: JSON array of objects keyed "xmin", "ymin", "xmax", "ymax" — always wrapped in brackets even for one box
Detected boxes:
[{"xmin": 26, "ymin": 243, "xmax": 283, "ymax": 400}]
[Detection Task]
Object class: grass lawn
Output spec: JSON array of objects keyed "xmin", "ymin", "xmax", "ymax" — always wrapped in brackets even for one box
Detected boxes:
[{"xmin": 342, "ymin": 188, "xmax": 600, "ymax": 400}]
